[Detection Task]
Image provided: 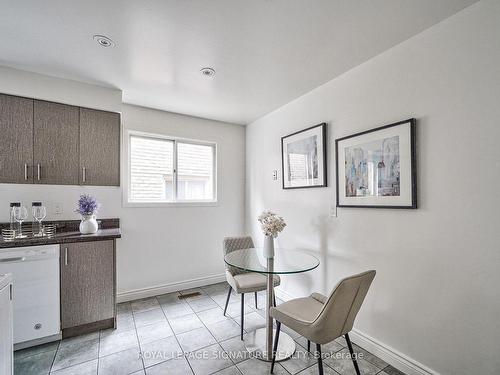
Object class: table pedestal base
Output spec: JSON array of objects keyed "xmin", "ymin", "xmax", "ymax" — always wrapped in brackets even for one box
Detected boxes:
[{"xmin": 244, "ymin": 328, "xmax": 295, "ymax": 362}]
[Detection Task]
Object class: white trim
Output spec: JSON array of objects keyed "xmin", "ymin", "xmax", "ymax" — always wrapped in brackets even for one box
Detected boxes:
[
  {"xmin": 274, "ymin": 286, "xmax": 296, "ymax": 302},
  {"xmin": 349, "ymin": 330, "xmax": 439, "ymax": 375},
  {"xmin": 122, "ymin": 201, "xmax": 219, "ymax": 208},
  {"xmin": 127, "ymin": 129, "xmax": 216, "ymax": 146},
  {"xmin": 14, "ymin": 333, "xmax": 62, "ymax": 351},
  {"xmin": 116, "ymin": 273, "xmax": 226, "ymax": 303},
  {"xmin": 274, "ymin": 287, "xmax": 438, "ymax": 375},
  {"xmin": 173, "ymin": 138, "xmax": 179, "ymax": 200}
]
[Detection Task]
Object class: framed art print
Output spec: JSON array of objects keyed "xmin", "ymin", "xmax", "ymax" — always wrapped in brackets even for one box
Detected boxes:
[
  {"xmin": 335, "ymin": 118, "xmax": 416, "ymax": 208},
  {"xmin": 281, "ymin": 123, "xmax": 327, "ymax": 189}
]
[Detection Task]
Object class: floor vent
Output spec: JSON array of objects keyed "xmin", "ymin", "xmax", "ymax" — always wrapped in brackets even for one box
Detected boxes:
[{"xmin": 178, "ymin": 292, "xmax": 201, "ymax": 299}]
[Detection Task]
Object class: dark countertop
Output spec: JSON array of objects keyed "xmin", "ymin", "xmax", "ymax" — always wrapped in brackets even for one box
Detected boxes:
[
  {"xmin": 0, "ymin": 219, "xmax": 121, "ymax": 249},
  {"xmin": 0, "ymin": 228, "xmax": 121, "ymax": 249}
]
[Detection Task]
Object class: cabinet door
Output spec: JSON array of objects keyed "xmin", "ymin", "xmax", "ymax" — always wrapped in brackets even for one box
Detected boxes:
[
  {"xmin": 33, "ymin": 100, "xmax": 79, "ymax": 185},
  {"xmin": 0, "ymin": 94, "xmax": 33, "ymax": 183},
  {"xmin": 0, "ymin": 284, "xmax": 13, "ymax": 375},
  {"xmin": 80, "ymin": 108, "xmax": 120, "ymax": 186},
  {"xmin": 60, "ymin": 241, "xmax": 115, "ymax": 329}
]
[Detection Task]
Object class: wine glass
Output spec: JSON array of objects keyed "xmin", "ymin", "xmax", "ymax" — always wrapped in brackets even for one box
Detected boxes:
[
  {"xmin": 32, "ymin": 205, "xmax": 47, "ymax": 237},
  {"xmin": 14, "ymin": 206, "xmax": 28, "ymax": 238}
]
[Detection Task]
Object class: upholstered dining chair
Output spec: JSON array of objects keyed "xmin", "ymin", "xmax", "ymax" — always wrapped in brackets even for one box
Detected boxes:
[
  {"xmin": 270, "ymin": 270, "xmax": 376, "ymax": 375},
  {"xmin": 223, "ymin": 236, "xmax": 281, "ymax": 340}
]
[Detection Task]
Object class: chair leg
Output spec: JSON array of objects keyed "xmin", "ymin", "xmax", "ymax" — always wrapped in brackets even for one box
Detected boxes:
[
  {"xmin": 254, "ymin": 291, "xmax": 258, "ymax": 309},
  {"xmin": 273, "ymin": 294, "xmax": 277, "ymax": 307},
  {"xmin": 240, "ymin": 293, "xmax": 245, "ymax": 340},
  {"xmin": 270, "ymin": 321, "xmax": 281, "ymax": 373},
  {"xmin": 223, "ymin": 286, "xmax": 232, "ymax": 316},
  {"xmin": 345, "ymin": 333, "xmax": 361, "ymax": 375},
  {"xmin": 307, "ymin": 339, "xmax": 311, "ymax": 353},
  {"xmin": 316, "ymin": 343, "xmax": 324, "ymax": 375}
]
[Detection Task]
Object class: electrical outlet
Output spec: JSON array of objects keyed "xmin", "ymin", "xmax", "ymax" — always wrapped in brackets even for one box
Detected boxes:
[
  {"xmin": 53, "ymin": 202, "xmax": 63, "ymax": 215},
  {"xmin": 272, "ymin": 170, "xmax": 278, "ymax": 180}
]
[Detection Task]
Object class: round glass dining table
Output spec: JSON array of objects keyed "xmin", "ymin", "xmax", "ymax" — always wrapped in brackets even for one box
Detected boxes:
[{"xmin": 224, "ymin": 248, "xmax": 319, "ymax": 361}]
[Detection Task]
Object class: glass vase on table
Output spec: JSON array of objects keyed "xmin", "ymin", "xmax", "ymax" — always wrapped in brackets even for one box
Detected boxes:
[{"xmin": 263, "ymin": 235, "xmax": 275, "ymax": 258}]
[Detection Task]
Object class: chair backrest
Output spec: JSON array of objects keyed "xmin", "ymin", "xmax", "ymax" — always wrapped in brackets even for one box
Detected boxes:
[
  {"xmin": 312, "ymin": 270, "xmax": 376, "ymax": 343},
  {"xmin": 223, "ymin": 236, "xmax": 254, "ymax": 276}
]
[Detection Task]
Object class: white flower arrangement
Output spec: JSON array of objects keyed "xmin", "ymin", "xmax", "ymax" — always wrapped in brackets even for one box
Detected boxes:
[{"xmin": 258, "ymin": 211, "xmax": 286, "ymax": 238}]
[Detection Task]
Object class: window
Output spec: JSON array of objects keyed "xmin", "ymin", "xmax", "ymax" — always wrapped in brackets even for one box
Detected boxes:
[
  {"xmin": 177, "ymin": 142, "xmax": 214, "ymax": 200},
  {"xmin": 128, "ymin": 132, "xmax": 216, "ymax": 204}
]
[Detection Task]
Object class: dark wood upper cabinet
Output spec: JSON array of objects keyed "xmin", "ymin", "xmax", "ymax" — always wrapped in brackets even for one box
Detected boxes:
[
  {"xmin": 0, "ymin": 94, "xmax": 120, "ymax": 186},
  {"xmin": 33, "ymin": 101, "xmax": 80, "ymax": 185},
  {"xmin": 79, "ymin": 108, "xmax": 120, "ymax": 186},
  {"xmin": 0, "ymin": 94, "xmax": 34, "ymax": 183}
]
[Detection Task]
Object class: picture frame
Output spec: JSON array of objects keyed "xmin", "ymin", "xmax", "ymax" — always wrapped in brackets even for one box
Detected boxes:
[
  {"xmin": 335, "ymin": 118, "xmax": 417, "ymax": 208},
  {"xmin": 281, "ymin": 123, "xmax": 327, "ymax": 189}
]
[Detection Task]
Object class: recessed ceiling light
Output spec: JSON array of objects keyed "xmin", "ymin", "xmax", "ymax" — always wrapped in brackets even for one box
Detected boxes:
[
  {"xmin": 93, "ymin": 35, "xmax": 115, "ymax": 48},
  {"xmin": 200, "ymin": 67, "xmax": 216, "ymax": 78}
]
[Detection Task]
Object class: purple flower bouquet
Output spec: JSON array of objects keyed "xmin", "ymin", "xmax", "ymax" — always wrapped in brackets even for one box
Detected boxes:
[
  {"xmin": 76, "ymin": 195, "xmax": 100, "ymax": 234},
  {"xmin": 75, "ymin": 194, "xmax": 100, "ymax": 216}
]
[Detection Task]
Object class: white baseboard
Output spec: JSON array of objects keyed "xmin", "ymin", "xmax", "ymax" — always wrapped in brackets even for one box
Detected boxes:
[
  {"xmin": 350, "ymin": 330, "xmax": 439, "ymax": 375},
  {"xmin": 274, "ymin": 287, "xmax": 438, "ymax": 375},
  {"xmin": 274, "ymin": 286, "xmax": 296, "ymax": 302},
  {"xmin": 117, "ymin": 273, "xmax": 226, "ymax": 303}
]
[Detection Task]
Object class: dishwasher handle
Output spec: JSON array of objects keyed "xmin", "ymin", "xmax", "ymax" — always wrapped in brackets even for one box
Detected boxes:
[{"xmin": 0, "ymin": 256, "xmax": 26, "ymax": 263}]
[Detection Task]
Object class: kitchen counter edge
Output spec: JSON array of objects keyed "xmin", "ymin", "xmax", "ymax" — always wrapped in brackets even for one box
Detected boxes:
[{"xmin": 0, "ymin": 228, "xmax": 121, "ymax": 249}]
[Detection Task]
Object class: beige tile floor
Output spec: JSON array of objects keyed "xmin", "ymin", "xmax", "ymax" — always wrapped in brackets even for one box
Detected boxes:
[{"xmin": 13, "ymin": 282, "xmax": 405, "ymax": 375}]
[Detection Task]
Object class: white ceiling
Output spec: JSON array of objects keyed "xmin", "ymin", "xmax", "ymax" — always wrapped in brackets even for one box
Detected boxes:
[{"xmin": 0, "ymin": 0, "xmax": 477, "ymax": 124}]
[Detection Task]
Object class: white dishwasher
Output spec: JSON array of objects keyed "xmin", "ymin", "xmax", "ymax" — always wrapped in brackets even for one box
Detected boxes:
[
  {"xmin": 0, "ymin": 273, "xmax": 13, "ymax": 375},
  {"xmin": 0, "ymin": 245, "xmax": 60, "ymax": 346}
]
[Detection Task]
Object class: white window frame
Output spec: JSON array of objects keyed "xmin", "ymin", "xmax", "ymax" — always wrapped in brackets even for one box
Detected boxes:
[{"xmin": 124, "ymin": 130, "xmax": 218, "ymax": 207}]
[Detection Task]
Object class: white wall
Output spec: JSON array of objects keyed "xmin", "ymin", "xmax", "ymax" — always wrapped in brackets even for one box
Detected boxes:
[
  {"xmin": 118, "ymin": 104, "xmax": 245, "ymax": 296},
  {"xmin": 0, "ymin": 67, "xmax": 123, "ymax": 224},
  {"xmin": 0, "ymin": 67, "xmax": 245, "ymax": 299},
  {"xmin": 0, "ymin": 66, "xmax": 122, "ymax": 113},
  {"xmin": 245, "ymin": 1, "xmax": 500, "ymax": 375}
]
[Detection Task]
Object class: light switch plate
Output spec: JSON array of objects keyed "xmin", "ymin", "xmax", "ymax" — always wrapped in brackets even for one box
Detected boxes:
[
  {"xmin": 53, "ymin": 202, "xmax": 63, "ymax": 215},
  {"xmin": 272, "ymin": 170, "xmax": 278, "ymax": 180},
  {"xmin": 330, "ymin": 204, "xmax": 337, "ymax": 218}
]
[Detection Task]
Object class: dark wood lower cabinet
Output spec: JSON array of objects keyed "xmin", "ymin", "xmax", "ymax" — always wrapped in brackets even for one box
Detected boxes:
[{"xmin": 60, "ymin": 240, "xmax": 116, "ymax": 337}]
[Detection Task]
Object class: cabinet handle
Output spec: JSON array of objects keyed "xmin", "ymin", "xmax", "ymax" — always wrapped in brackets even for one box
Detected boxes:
[
  {"xmin": 0, "ymin": 257, "xmax": 25, "ymax": 263},
  {"xmin": 82, "ymin": 167, "xmax": 86, "ymax": 183},
  {"xmin": 37, "ymin": 164, "xmax": 41, "ymax": 181},
  {"xmin": 64, "ymin": 248, "xmax": 68, "ymax": 266},
  {"xmin": 24, "ymin": 163, "xmax": 28, "ymax": 180}
]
